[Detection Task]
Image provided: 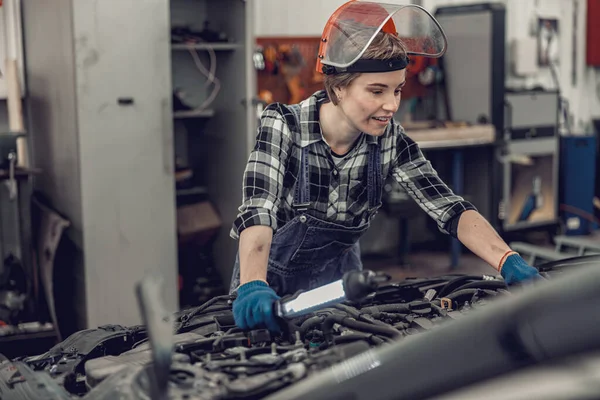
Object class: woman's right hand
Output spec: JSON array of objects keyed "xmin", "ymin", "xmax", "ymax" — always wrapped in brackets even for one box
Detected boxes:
[{"xmin": 233, "ymin": 280, "xmax": 281, "ymax": 333}]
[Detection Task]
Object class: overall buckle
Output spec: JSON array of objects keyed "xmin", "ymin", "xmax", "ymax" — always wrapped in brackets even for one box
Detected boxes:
[{"xmin": 293, "ymin": 203, "xmax": 310, "ymax": 212}]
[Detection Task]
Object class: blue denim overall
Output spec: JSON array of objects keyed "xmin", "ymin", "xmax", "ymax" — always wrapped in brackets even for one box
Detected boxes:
[{"xmin": 229, "ymin": 107, "xmax": 382, "ymax": 296}]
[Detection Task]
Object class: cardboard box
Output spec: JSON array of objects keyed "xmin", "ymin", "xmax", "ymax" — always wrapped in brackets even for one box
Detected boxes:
[{"xmin": 177, "ymin": 201, "xmax": 222, "ymax": 245}]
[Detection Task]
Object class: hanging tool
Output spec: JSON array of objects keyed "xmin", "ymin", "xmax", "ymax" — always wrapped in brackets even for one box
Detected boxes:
[
  {"xmin": 5, "ymin": 151, "xmax": 17, "ymax": 201},
  {"xmin": 278, "ymin": 44, "xmax": 306, "ymax": 104},
  {"xmin": 273, "ymin": 270, "xmax": 390, "ymax": 319}
]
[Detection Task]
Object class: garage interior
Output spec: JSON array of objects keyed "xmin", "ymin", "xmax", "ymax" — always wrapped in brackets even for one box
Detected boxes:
[{"xmin": 1, "ymin": 0, "xmax": 600, "ymax": 399}]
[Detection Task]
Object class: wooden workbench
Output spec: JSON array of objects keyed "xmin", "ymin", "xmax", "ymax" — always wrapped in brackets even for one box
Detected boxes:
[
  {"xmin": 404, "ymin": 124, "xmax": 496, "ymax": 149},
  {"xmin": 398, "ymin": 123, "xmax": 497, "ymax": 269}
]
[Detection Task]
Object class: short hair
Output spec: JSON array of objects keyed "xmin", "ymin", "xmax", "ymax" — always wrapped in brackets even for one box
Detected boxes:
[{"xmin": 323, "ymin": 31, "xmax": 408, "ymax": 105}]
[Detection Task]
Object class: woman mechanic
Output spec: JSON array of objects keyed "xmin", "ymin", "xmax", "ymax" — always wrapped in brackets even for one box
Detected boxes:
[{"xmin": 229, "ymin": 1, "xmax": 542, "ymax": 333}]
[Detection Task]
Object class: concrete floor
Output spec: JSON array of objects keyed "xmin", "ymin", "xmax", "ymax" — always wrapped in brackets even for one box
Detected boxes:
[{"xmin": 364, "ymin": 251, "xmax": 496, "ymax": 282}]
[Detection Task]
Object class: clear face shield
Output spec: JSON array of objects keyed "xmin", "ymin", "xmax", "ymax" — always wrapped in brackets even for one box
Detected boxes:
[{"xmin": 316, "ymin": 1, "xmax": 448, "ymax": 74}]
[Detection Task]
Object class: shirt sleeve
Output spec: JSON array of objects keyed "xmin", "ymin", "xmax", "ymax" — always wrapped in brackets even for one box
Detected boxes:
[
  {"xmin": 230, "ymin": 105, "xmax": 294, "ymax": 240},
  {"xmin": 390, "ymin": 125, "xmax": 477, "ymax": 236}
]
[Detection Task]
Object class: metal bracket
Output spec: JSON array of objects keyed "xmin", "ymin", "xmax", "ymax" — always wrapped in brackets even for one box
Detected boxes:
[
  {"xmin": 135, "ymin": 275, "xmax": 174, "ymax": 400},
  {"xmin": 440, "ymin": 297, "xmax": 453, "ymax": 310}
]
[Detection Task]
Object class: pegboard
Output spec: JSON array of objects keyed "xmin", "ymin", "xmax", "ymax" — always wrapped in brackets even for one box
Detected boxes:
[
  {"xmin": 256, "ymin": 37, "xmax": 324, "ymax": 105},
  {"xmin": 255, "ymin": 36, "xmax": 436, "ymax": 105}
]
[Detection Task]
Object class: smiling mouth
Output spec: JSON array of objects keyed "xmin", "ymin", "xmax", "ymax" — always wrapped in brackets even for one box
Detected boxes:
[{"xmin": 372, "ymin": 116, "xmax": 391, "ymax": 122}]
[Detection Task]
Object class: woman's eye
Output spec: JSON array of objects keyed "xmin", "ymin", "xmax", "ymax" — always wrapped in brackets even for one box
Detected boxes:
[
  {"xmin": 395, "ymin": 90, "xmax": 402, "ymax": 95},
  {"xmin": 372, "ymin": 91, "xmax": 383, "ymax": 95}
]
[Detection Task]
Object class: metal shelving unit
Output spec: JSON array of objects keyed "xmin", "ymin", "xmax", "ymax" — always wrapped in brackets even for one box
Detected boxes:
[
  {"xmin": 170, "ymin": 0, "xmax": 257, "ymax": 290},
  {"xmin": 173, "ymin": 108, "xmax": 215, "ymax": 119},
  {"xmin": 171, "ymin": 43, "xmax": 243, "ymax": 51}
]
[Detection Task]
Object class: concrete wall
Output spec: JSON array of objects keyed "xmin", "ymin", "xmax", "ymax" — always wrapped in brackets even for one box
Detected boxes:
[{"xmin": 253, "ymin": 0, "xmax": 348, "ymax": 37}]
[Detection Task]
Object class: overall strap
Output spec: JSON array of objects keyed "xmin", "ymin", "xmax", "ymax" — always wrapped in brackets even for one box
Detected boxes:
[
  {"xmin": 288, "ymin": 104, "xmax": 310, "ymax": 212},
  {"xmin": 367, "ymin": 141, "xmax": 382, "ymax": 209}
]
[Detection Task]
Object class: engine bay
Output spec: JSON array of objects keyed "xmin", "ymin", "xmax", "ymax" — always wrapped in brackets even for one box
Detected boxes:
[{"xmin": 0, "ymin": 259, "xmax": 592, "ymax": 400}]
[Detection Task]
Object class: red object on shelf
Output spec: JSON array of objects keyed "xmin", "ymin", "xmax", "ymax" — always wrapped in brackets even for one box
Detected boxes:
[{"xmin": 587, "ymin": 0, "xmax": 600, "ymax": 66}]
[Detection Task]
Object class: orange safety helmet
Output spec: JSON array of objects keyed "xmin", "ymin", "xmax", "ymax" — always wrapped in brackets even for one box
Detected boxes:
[{"xmin": 316, "ymin": 0, "xmax": 447, "ymax": 75}]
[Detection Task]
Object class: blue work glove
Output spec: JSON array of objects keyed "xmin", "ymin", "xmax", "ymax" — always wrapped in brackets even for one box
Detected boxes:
[
  {"xmin": 500, "ymin": 254, "xmax": 543, "ymax": 285},
  {"xmin": 233, "ymin": 280, "xmax": 281, "ymax": 333}
]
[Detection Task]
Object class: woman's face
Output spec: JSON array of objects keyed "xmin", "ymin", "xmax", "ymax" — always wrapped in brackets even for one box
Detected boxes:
[{"xmin": 336, "ymin": 69, "xmax": 406, "ymax": 136}]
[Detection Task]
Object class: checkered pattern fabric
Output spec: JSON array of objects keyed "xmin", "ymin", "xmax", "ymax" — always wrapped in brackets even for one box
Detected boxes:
[{"xmin": 230, "ymin": 90, "xmax": 476, "ymax": 239}]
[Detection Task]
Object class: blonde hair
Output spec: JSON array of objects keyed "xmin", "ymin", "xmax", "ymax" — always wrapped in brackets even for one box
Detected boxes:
[{"xmin": 324, "ymin": 31, "xmax": 408, "ymax": 105}]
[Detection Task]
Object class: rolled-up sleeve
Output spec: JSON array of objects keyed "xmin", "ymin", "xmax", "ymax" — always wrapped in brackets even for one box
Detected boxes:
[
  {"xmin": 230, "ymin": 106, "xmax": 293, "ymax": 239},
  {"xmin": 390, "ymin": 128, "xmax": 477, "ymax": 236}
]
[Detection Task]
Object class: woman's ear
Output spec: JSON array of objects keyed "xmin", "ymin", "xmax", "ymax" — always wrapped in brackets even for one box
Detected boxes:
[{"xmin": 335, "ymin": 87, "xmax": 343, "ymax": 102}]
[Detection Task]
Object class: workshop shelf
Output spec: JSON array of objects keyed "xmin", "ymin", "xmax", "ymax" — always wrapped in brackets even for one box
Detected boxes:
[
  {"xmin": 176, "ymin": 186, "xmax": 208, "ymax": 197},
  {"xmin": 171, "ymin": 43, "xmax": 242, "ymax": 51},
  {"xmin": 0, "ymin": 167, "xmax": 42, "ymax": 180},
  {"xmin": 0, "ymin": 131, "xmax": 27, "ymax": 137},
  {"xmin": 169, "ymin": 0, "xmax": 255, "ymax": 306},
  {"xmin": 173, "ymin": 108, "xmax": 215, "ymax": 119}
]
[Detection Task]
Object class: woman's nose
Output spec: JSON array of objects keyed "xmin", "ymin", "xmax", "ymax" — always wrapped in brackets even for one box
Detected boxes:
[{"xmin": 382, "ymin": 93, "xmax": 400, "ymax": 112}]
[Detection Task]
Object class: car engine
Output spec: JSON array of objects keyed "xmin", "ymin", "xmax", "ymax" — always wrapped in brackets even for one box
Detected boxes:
[{"xmin": 0, "ymin": 259, "xmax": 589, "ymax": 400}]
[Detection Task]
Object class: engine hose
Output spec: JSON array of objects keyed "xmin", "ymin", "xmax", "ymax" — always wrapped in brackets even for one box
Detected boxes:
[
  {"xmin": 334, "ymin": 303, "xmax": 398, "ymax": 327},
  {"xmin": 445, "ymin": 289, "xmax": 479, "ymax": 303},
  {"xmin": 244, "ymin": 346, "xmax": 274, "ymax": 358},
  {"xmin": 184, "ymin": 295, "xmax": 233, "ymax": 320},
  {"xmin": 176, "ymin": 308, "xmax": 233, "ymax": 333},
  {"xmin": 361, "ymin": 303, "xmax": 410, "ymax": 315},
  {"xmin": 393, "ymin": 322, "xmax": 410, "ymax": 330},
  {"xmin": 429, "ymin": 302, "xmax": 447, "ymax": 316},
  {"xmin": 243, "ymin": 345, "xmax": 300, "ymax": 358},
  {"xmin": 211, "ymin": 327, "xmax": 243, "ymax": 350},
  {"xmin": 332, "ymin": 304, "xmax": 361, "ymax": 318},
  {"xmin": 450, "ymin": 280, "xmax": 507, "ymax": 293},
  {"xmin": 331, "ymin": 303, "xmax": 393, "ymax": 327},
  {"xmin": 436, "ymin": 275, "xmax": 484, "ymax": 298},
  {"xmin": 333, "ymin": 333, "xmax": 385, "ymax": 346},
  {"xmin": 357, "ymin": 313, "xmax": 394, "ymax": 327},
  {"xmin": 285, "ymin": 321, "xmax": 304, "ymax": 339},
  {"xmin": 299, "ymin": 316, "xmax": 324, "ymax": 336},
  {"xmin": 373, "ymin": 311, "xmax": 409, "ymax": 323},
  {"xmin": 275, "ymin": 344, "xmax": 305, "ymax": 352},
  {"xmin": 322, "ymin": 314, "xmax": 401, "ymax": 342}
]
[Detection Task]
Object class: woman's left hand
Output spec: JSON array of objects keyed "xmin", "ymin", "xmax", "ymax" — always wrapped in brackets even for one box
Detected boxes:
[{"xmin": 501, "ymin": 254, "xmax": 544, "ymax": 285}]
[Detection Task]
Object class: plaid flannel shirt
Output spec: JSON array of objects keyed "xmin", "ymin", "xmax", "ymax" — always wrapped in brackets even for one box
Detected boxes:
[{"xmin": 230, "ymin": 90, "xmax": 476, "ymax": 240}]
